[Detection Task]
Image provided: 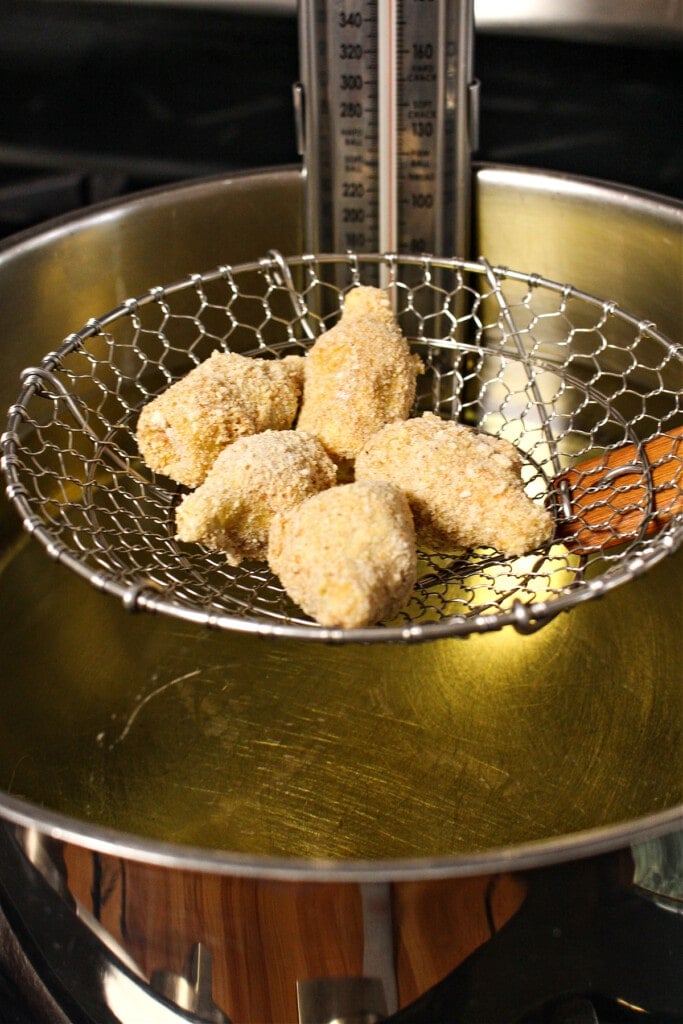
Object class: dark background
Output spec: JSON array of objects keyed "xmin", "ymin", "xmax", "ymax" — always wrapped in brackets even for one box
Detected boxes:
[{"xmin": 0, "ymin": 0, "xmax": 682, "ymax": 240}]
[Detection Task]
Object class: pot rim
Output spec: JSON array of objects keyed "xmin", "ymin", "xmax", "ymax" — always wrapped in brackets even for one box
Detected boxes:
[
  {"xmin": 1, "ymin": 786, "xmax": 682, "ymax": 882},
  {"xmin": 0, "ymin": 162, "xmax": 680, "ymax": 267},
  {"xmin": 0, "ymin": 163, "xmax": 681, "ymax": 880}
]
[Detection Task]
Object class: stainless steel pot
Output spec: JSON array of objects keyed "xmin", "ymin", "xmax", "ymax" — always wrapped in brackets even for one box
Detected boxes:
[{"xmin": 0, "ymin": 165, "xmax": 681, "ymax": 1022}]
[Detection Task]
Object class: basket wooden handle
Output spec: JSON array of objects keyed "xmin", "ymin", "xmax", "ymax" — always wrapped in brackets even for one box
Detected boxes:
[{"xmin": 554, "ymin": 424, "xmax": 683, "ymax": 551}]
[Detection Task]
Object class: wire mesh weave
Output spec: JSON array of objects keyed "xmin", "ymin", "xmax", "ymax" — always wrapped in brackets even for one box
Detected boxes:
[{"xmin": 2, "ymin": 252, "xmax": 682, "ymax": 643}]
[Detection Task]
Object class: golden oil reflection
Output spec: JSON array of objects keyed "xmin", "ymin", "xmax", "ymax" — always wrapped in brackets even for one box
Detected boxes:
[
  {"xmin": 163, "ymin": 611, "xmax": 584, "ymax": 858},
  {"xmin": 0, "ymin": 538, "xmax": 680, "ymax": 862},
  {"xmin": 406, "ymin": 541, "xmax": 582, "ymax": 624}
]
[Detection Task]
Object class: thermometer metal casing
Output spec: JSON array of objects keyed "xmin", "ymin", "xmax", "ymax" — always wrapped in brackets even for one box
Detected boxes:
[{"xmin": 296, "ymin": 0, "xmax": 477, "ymax": 259}]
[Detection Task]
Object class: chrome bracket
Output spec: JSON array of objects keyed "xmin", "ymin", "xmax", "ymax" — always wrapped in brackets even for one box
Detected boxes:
[
  {"xmin": 297, "ymin": 975, "xmax": 388, "ymax": 1024},
  {"xmin": 151, "ymin": 942, "xmax": 232, "ymax": 1024}
]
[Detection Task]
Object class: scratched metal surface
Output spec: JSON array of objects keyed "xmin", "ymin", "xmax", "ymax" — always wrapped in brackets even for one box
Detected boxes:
[
  {"xmin": 0, "ymin": 532, "xmax": 681, "ymax": 860},
  {"xmin": 0, "ymin": 167, "xmax": 681, "ymax": 866}
]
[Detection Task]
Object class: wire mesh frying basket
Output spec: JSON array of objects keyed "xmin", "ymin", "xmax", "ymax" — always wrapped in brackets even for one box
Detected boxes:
[{"xmin": 3, "ymin": 251, "xmax": 682, "ymax": 643}]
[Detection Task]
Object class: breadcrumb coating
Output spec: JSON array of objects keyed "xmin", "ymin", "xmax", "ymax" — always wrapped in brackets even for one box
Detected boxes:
[
  {"xmin": 175, "ymin": 430, "xmax": 336, "ymax": 565},
  {"xmin": 296, "ymin": 285, "xmax": 423, "ymax": 461},
  {"xmin": 355, "ymin": 412, "xmax": 554, "ymax": 557},
  {"xmin": 136, "ymin": 351, "xmax": 305, "ymax": 487},
  {"xmin": 268, "ymin": 480, "xmax": 417, "ymax": 629}
]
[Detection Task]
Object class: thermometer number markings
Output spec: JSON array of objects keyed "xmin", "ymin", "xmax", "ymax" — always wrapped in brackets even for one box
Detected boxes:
[
  {"xmin": 302, "ymin": 0, "xmax": 470, "ymax": 257},
  {"xmin": 330, "ymin": 1, "xmax": 378, "ymax": 252}
]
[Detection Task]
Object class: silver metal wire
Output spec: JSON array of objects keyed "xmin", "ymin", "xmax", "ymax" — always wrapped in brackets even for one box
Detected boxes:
[{"xmin": 2, "ymin": 252, "xmax": 682, "ymax": 643}]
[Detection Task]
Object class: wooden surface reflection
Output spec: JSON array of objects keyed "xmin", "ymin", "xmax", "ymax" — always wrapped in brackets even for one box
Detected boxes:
[{"xmin": 63, "ymin": 843, "xmax": 526, "ymax": 1022}]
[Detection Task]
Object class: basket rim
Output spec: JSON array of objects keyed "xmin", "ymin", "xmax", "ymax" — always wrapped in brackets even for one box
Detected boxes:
[{"xmin": 2, "ymin": 251, "xmax": 682, "ymax": 644}]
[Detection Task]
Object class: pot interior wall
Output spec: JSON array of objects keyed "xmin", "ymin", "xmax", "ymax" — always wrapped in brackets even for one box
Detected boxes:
[{"xmin": 0, "ymin": 166, "xmax": 681, "ymax": 868}]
